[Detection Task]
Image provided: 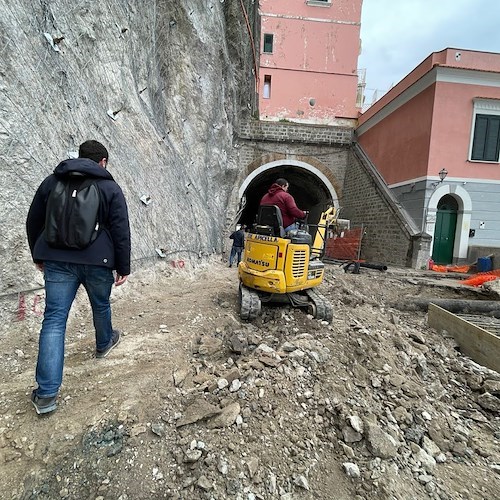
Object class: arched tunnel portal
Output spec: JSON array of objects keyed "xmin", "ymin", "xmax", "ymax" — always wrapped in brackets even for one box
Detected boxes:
[{"xmin": 237, "ymin": 159, "xmax": 340, "ymax": 229}]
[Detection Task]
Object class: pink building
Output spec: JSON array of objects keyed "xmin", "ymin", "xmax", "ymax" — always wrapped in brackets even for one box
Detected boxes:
[
  {"xmin": 357, "ymin": 48, "xmax": 500, "ymax": 264},
  {"xmin": 258, "ymin": 0, "xmax": 363, "ymax": 126}
]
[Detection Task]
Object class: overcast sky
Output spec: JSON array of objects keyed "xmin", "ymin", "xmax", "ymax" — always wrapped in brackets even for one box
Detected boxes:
[{"xmin": 358, "ymin": 0, "xmax": 500, "ymax": 105}]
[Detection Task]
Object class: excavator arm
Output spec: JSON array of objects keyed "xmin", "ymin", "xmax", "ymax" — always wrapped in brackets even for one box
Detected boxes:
[{"xmin": 311, "ymin": 206, "xmax": 337, "ymax": 258}]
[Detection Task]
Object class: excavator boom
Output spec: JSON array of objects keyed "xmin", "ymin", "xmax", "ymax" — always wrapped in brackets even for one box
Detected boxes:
[{"xmin": 311, "ymin": 206, "xmax": 337, "ymax": 258}]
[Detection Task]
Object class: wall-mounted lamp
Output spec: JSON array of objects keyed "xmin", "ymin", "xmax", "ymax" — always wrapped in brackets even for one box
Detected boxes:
[
  {"xmin": 431, "ymin": 168, "xmax": 448, "ymax": 188},
  {"xmin": 438, "ymin": 168, "xmax": 448, "ymax": 182}
]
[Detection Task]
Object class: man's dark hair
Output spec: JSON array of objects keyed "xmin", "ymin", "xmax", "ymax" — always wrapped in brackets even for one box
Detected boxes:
[
  {"xmin": 275, "ymin": 178, "xmax": 288, "ymax": 187},
  {"xmin": 79, "ymin": 140, "xmax": 109, "ymax": 163}
]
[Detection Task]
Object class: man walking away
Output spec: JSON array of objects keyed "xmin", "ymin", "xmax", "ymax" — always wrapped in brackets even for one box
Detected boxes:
[
  {"xmin": 229, "ymin": 225, "xmax": 245, "ymax": 267},
  {"xmin": 26, "ymin": 140, "xmax": 131, "ymax": 415}
]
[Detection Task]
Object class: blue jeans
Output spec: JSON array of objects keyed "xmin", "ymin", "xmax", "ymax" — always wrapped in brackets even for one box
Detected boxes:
[
  {"xmin": 229, "ymin": 246, "xmax": 243, "ymax": 266},
  {"xmin": 285, "ymin": 223, "xmax": 299, "ymax": 232},
  {"xmin": 35, "ymin": 261, "xmax": 115, "ymax": 397}
]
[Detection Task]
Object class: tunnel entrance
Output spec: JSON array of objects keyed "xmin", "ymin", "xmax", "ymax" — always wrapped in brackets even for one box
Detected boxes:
[{"xmin": 237, "ymin": 160, "xmax": 338, "ymax": 229}]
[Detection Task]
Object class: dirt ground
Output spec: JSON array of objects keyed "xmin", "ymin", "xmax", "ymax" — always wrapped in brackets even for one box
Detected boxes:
[{"xmin": 0, "ymin": 258, "xmax": 499, "ymax": 500}]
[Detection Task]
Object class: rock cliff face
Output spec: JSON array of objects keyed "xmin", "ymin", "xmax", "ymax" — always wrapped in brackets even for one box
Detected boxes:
[{"xmin": 0, "ymin": 0, "xmax": 256, "ymax": 293}]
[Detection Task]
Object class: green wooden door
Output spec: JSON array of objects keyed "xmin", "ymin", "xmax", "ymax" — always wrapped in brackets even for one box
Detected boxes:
[{"xmin": 432, "ymin": 196, "xmax": 458, "ymax": 264}]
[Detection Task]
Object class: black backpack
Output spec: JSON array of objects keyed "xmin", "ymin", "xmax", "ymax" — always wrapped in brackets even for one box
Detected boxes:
[{"xmin": 44, "ymin": 174, "xmax": 102, "ymax": 249}]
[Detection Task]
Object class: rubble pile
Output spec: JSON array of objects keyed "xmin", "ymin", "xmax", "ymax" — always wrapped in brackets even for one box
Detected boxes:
[{"xmin": 2, "ymin": 264, "xmax": 499, "ymax": 499}]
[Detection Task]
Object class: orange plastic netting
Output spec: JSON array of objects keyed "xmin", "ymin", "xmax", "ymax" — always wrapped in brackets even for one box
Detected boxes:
[
  {"xmin": 477, "ymin": 269, "xmax": 500, "ymax": 277},
  {"xmin": 431, "ymin": 264, "xmax": 470, "ymax": 273},
  {"xmin": 461, "ymin": 275, "xmax": 498, "ymax": 287},
  {"xmin": 430, "ymin": 265, "xmax": 500, "ymax": 286}
]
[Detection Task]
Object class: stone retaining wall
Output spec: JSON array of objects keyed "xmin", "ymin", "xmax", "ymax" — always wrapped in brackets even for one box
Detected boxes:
[
  {"xmin": 342, "ymin": 145, "xmax": 430, "ymax": 268},
  {"xmin": 238, "ymin": 120, "xmax": 353, "ymax": 145},
  {"xmin": 234, "ymin": 122, "xmax": 429, "ymax": 268}
]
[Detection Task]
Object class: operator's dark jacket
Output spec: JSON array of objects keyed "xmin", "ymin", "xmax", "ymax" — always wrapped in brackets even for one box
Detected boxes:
[
  {"xmin": 260, "ymin": 183, "xmax": 306, "ymax": 228},
  {"xmin": 26, "ymin": 158, "xmax": 131, "ymax": 276}
]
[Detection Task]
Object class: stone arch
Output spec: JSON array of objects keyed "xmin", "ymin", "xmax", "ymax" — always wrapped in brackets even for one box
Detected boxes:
[
  {"xmin": 236, "ymin": 158, "xmax": 341, "ymax": 228},
  {"xmin": 239, "ymin": 158, "xmax": 340, "ymax": 204}
]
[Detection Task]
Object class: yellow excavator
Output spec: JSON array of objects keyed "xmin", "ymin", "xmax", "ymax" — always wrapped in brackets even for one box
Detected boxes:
[{"xmin": 238, "ymin": 205, "xmax": 339, "ymax": 321}]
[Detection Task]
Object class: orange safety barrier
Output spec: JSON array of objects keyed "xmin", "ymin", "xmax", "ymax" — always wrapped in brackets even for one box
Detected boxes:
[
  {"xmin": 431, "ymin": 265, "xmax": 448, "ymax": 273},
  {"xmin": 325, "ymin": 227, "xmax": 363, "ymax": 261},
  {"xmin": 448, "ymin": 265, "xmax": 471, "ymax": 273},
  {"xmin": 461, "ymin": 275, "xmax": 498, "ymax": 287},
  {"xmin": 431, "ymin": 264, "xmax": 471, "ymax": 273},
  {"xmin": 478, "ymin": 268, "xmax": 500, "ymax": 277}
]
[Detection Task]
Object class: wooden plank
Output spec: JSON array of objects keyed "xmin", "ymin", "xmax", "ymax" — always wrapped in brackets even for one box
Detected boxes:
[
  {"xmin": 428, "ymin": 304, "xmax": 500, "ymax": 373},
  {"xmin": 456, "ymin": 314, "xmax": 500, "ymax": 336}
]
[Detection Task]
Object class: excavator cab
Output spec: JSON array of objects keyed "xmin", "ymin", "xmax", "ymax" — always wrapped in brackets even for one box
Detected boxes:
[{"xmin": 238, "ymin": 205, "xmax": 338, "ymax": 322}]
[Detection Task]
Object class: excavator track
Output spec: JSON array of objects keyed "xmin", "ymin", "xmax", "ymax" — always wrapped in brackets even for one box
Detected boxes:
[
  {"xmin": 305, "ymin": 288, "xmax": 333, "ymax": 322},
  {"xmin": 239, "ymin": 284, "xmax": 262, "ymax": 320}
]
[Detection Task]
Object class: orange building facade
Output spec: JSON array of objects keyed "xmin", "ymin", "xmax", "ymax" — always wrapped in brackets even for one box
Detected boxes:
[
  {"xmin": 357, "ymin": 49, "xmax": 500, "ymax": 264},
  {"xmin": 258, "ymin": 0, "xmax": 363, "ymax": 126}
]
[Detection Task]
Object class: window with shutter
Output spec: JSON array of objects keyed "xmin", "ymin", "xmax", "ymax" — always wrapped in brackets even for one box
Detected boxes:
[
  {"xmin": 471, "ymin": 114, "xmax": 500, "ymax": 162},
  {"xmin": 470, "ymin": 99, "xmax": 500, "ymax": 163},
  {"xmin": 263, "ymin": 34, "xmax": 273, "ymax": 54}
]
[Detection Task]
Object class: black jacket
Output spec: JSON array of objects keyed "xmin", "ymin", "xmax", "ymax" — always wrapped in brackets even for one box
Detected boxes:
[
  {"xmin": 229, "ymin": 229, "xmax": 245, "ymax": 248},
  {"xmin": 26, "ymin": 158, "xmax": 131, "ymax": 276}
]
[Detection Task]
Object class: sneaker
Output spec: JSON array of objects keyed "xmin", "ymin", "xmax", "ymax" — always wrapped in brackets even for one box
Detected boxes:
[
  {"xmin": 96, "ymin": 329, "xmax": 121, "ymax": 358},
  {"xmin": 31, "ymin": 390, "xmax": 57, "ymax": 415}
]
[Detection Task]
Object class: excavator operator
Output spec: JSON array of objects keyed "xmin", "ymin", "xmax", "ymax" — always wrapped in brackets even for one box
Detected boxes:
[{"xmin": 260, "ymin": 178, "xmax": 306, "ymax": 231}]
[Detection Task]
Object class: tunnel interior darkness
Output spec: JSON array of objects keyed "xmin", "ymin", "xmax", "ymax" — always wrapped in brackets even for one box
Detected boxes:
[{"xmin": 238, "ymin": 165, "xmax": 335, "ymax": 230}]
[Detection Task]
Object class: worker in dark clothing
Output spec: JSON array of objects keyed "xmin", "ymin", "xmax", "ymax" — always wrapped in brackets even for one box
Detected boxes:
[
  {"xmin": 229, "ymin": 225, "xmax": 246, "ymax": 267},
  {"xmin": 260, "ymin": 178, "xmax": 306, "ymax": 231},
  {"xmin": 26, "ymin": 140, "xmax": 131, "ymax": 415}
]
